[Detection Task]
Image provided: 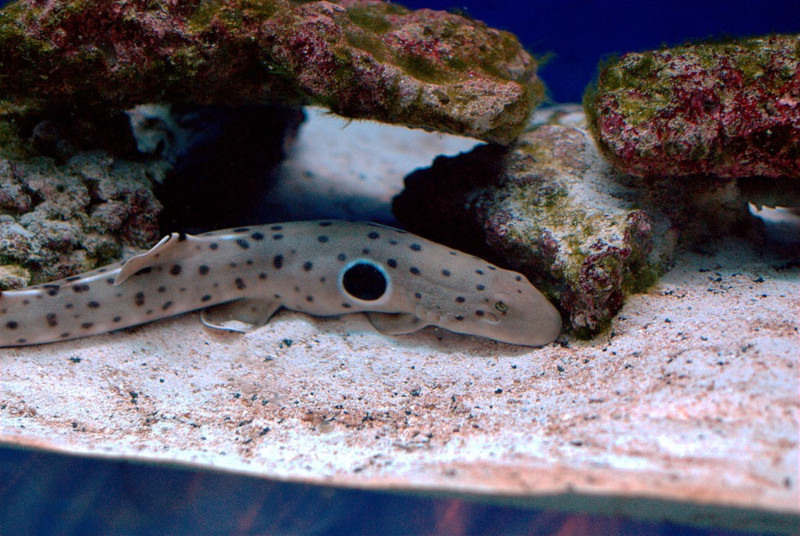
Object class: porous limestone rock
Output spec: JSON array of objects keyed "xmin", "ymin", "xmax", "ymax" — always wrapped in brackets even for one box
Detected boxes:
[
  {"xmin": 394, "ymin": 120, "xmax": 677, "ymax": 336},
  {"xmin": 0, "ymin": 0, "xmax": 543, "ymax": 144},
  {"xmin": 586, "ymin": 34, "xmax": 800, "ymax": 179},
  {"xmin": 394, "ymin": 125, "xmax": 675, "ymax": 335},
  {"xmin": 0, "ymin": 152, "xmax": 165, "ymax": 288}
]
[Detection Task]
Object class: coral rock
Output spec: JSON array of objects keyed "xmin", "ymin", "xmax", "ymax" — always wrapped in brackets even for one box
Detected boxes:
[
  {"xmin": 394, "ymin": 121, "xmax": 675, "ymax": 336},
  {"xmin": 0, "ymin": 153, "xmax": 165, "ymax": 287},
  {"xmin": 587, "ymin": 34, "xmax": 800, "ymax": 179},
  {"xmin": 0, "ymin": 0, "xmax": 543, "ymax": 144}
]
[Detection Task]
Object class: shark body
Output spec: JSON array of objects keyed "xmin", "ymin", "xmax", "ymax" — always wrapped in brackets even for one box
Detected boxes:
[{"xmin": 0, "ymin": 221, "xmax": 562, "ymax": 347}]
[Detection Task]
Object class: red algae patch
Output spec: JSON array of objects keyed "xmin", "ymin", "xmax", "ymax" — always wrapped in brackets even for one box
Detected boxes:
[{"xmin": 587, "ymin": 34, "xmax": 800, "ymax": 179}]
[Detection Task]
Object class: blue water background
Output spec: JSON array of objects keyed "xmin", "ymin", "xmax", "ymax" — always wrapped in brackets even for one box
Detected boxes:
[
  {"xmin": 403, "ymin": 0, "xmax": 800, "ymax": 102},
  {"xmin": 1, "ymin": 0, "xmax": 797, "ymax": 534}
]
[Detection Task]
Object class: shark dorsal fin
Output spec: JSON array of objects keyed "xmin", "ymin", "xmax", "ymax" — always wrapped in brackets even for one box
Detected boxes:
[{"xmin": 115, "ymin": 232, "xmax": 208, "ymax": 285}]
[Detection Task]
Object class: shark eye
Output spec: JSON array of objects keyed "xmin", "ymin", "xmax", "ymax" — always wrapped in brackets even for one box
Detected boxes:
[
  {"xmin": 494, "ymin": 301, "xmax": 509, "ymax": 314},
  {"xmin": 341, "ymin": 261, "xmax": 388, "ymax": 301}
]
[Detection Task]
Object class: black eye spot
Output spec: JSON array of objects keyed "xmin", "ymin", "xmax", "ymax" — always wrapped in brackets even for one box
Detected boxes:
[
  {"xmin": 303, "ymin": 261, "xmax": 313, "ymax": 271},
  {"xmin": 362, "ymin": 248, "xmax": 370, "ymax": 255},
  {"xmin": 387, "ymin": 259, "xmax": 397, "ymax": 268},
  {"xmin": 318, "ymin": 235, "xmax": 329, "ymax": 243},
  {"xmin": 162, "ymin": 301, "xmax": 173, "ymax": 310},
  {"xmin": 456, "ymin": 296, "xmax": 466, "ymax": 303},
  {"xmin": 475, "ymin": 310, "xmax": 484, "ymax": 316},
  {"xmin": 389, "ymin": 239, "xmax": 398, "ymax": 245},
  {"xmin": 209, "ymin": 242, "xmax": 219, "ymax": 250},
  {"xmin": 341, "ymin": 261, "xmax": 388, "ymax": 301},
  {"xmin": 16, "ymin": 338, "xmax": 26, "ymax": 344},
  {"xmin": 73, "ymin": 284, "xmax": 90, "ymax": 293},
  {"xmin": 105, "ymin": 278, "xmax": 115, "ymax": 285},
  {"xmin": 320, "ymin": 276, "xmax": 327, "ymax": 283},
  {"xmin": 319, "ymin": 221, "xmax": 332, "ymax": 227},
  {"xmin": 441, "ymin": 269, "xmax": 451, "ymax": 277},
  {"xmin": 259, "ymin": 273, "xmax": 268, "ymax": 280},
  {"xmin": 487, "ymin": 265, "xmax": 497, "ymax": 271},
  {"xmin": 273, "ymin": 234, "xmax": 283, "ymax": 240},
  {"xmin": 367, "ymin": 231, "xmax": 380, "ymax": 239},
  {"xmin": 113, "ymin": 316, "xmax": 122, "ymax": 323},
  {"xmin": 270, "ymin": 225, "xmax": 283, "ymax": 231},
  {"xmin": 157, "ymin": 286, "xmax": 166, "ymax": 293},
  {"xmin": 273, "ymin": 255, "xmax": 284, "ymax": 269},
  {"xmin": 201, "ymin": 295, "xmax": 212, "ymax": 302},
  {"xmin": 177, "ymin": 233, "xmax": 187, "ymax": 242},
  {"xmin": 455, "ymin": 315, "xmax": 464, "ymax": 321},
  {"xmin": 233, "ymin": 227, "xmax": 250, "ymax": 233},
  {"xmin": 410, "ymin": 243, "xmax": 422, "ymax": 251},
  {"xmin": 46, "ymin": 313, "xmax": 58, "ymax": 327},
  {"xmin": 337, "ymin": 253, "xmax": 347, "ymax": 262},
  {"xmin": 306, "ymin": 295, "xmax": 314, "ymax": 302},
  {"xmin": 476, "ymin": 269, "xmax": 484, "ymax": 275},
  {"xmin": 60, "ymin": 332, "xmax": 70, "ymax": 338},
  {"xmin": 135, "ymin": 292, "xmax": 145, "ymax": 306},
  {"xmin": 414, "ymin": 292, "xmax": 422, "ymax": 299},
  {"xmin": 65, "ymin": 276, "xmax": 80, "ymax": 282},
  {"xmin": 88, "ymin": 301, "xmax": 100, "ymax": 308},
  {"xmin": 409, "ymin": 267, "xmax": 420, "ymax": 275},
  {"xmin": 515, "ymin": 275, "xmax": 522, "ymax": 281},
  {"xmin": 81, "ymin": 322, "xmax": 94, "ymax": 330},
  {"xmin": 199, "ymin": 265, "xmax": 210, "ymax": 275},
  {"xmin": 236, "ymin": 239, "xmax": 250, "ymax": 249},
  {"xmin": 170, "ymin": 264, "xmax": 182, "ymax": 276},
  {"xmin": 6, "ymin": 321, "xmax": 18, "ymax": 329},
  {"xmin": 235, "ymin": 278, "xmax": 246, "ymax": 290},
  {"xmin": 251, "ymin": 232, "xmax": 265, "ymax": 241},
  {"xmin": 229, "ymin": 262, "xmax": 238, "ymax": 268},
  {"xmin": 476, "ymin": 284, "xmax": 486, "ymax": 291}
]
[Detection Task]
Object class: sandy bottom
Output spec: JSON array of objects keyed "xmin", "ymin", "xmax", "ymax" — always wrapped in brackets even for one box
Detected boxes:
[{"xmin": 1, "ymin": 109, "xmax": 798, "ymax": 533}]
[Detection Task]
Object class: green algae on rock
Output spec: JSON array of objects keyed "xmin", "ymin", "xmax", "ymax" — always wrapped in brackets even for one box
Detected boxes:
[
  {"xmin": 586, "ymin": 34, "xmax": 800, "ymax": 179},
  {"xmin": 0, "ymin": 0, "xmax": 543, "ymax": 144},
  {"xmin": 394, "ymin": 119, "xmax": 676, "ymax": 336}
]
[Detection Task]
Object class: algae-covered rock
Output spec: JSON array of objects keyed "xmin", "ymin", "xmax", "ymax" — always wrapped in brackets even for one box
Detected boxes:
[
  {"xmin": 586, "ymin": 34, "xmax": 800, "ymax": 179},
  {"xmin": 394, "ymin": 120, "xmax": 676, "ymax": 336},
  {"xmin": 0, "ymin": 151, "xmax": 165, "ymax": 287},
  {"xmin": 0, "ymin": 0, "xmax": 543, "ymax": 144}
]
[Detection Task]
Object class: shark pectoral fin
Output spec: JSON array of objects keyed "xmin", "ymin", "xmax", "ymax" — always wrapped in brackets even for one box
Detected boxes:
[
  {"xmin": 201, "ymin": 298, "xmax": 282, "ymax": 333},
  {"xmin": 366, "ymin": 312, "xmax": 427, "ymax": 335}
]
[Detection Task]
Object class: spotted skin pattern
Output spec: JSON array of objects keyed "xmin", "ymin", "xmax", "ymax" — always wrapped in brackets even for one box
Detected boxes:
[{"xmin": 0, "ymin": 221, "xmax": 562, "ymax": 347}]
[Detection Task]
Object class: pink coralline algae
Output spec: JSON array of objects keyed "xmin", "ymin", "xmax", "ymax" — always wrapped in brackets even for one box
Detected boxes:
[
  {"xmin": 0, "ymin": 0, "xmax": 543, "ymax": 144},
  {"xmin": 587, "ymin": 34, "xmax": 800, "ymax": 179}
]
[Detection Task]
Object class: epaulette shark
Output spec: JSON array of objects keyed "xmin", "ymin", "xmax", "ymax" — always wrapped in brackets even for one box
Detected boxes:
[{"xmin": 0, "ymin": 221, "xmax": 562, "ymax": 347}]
